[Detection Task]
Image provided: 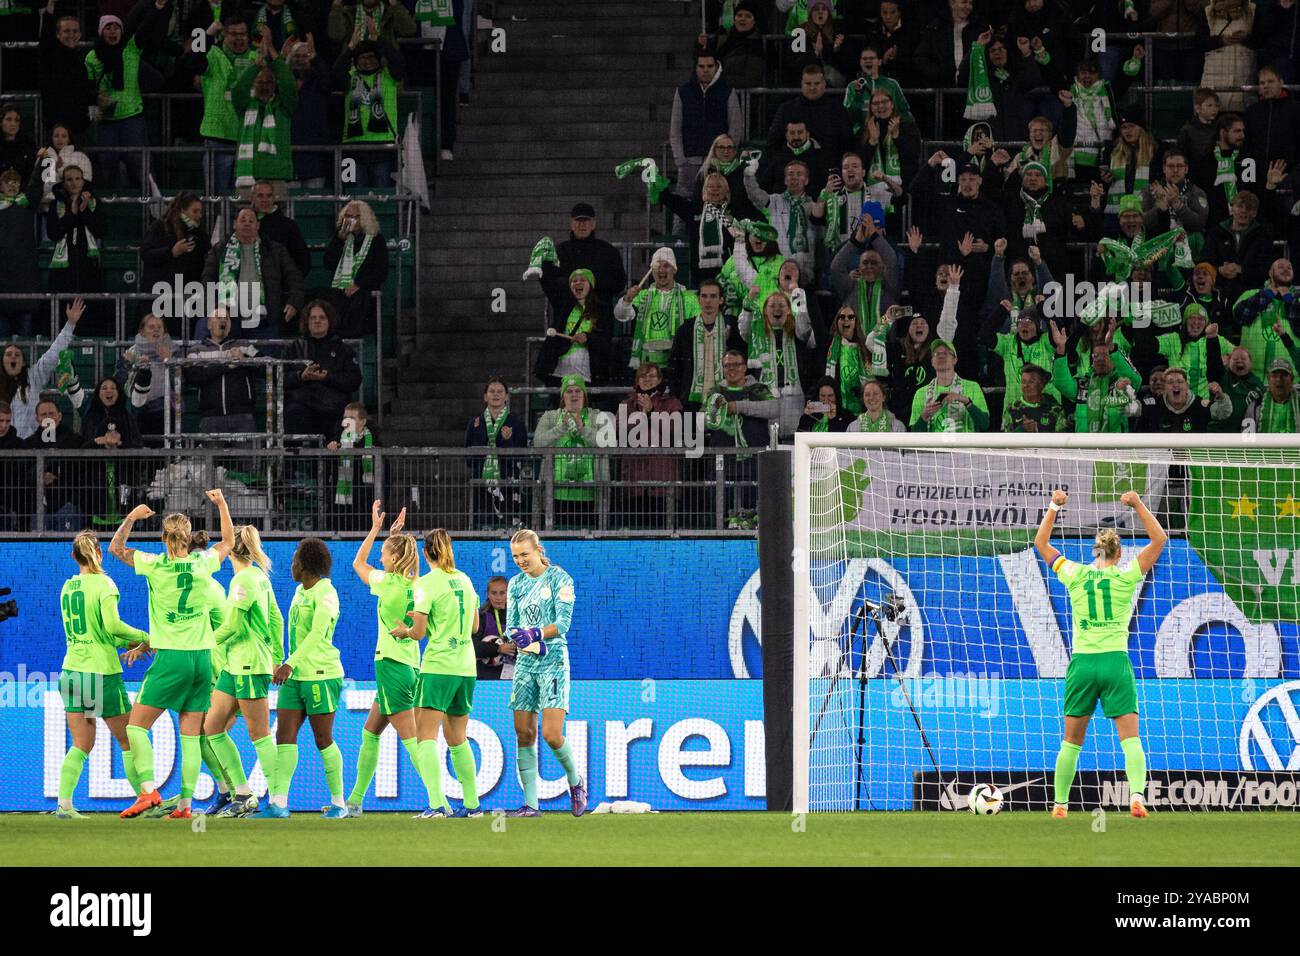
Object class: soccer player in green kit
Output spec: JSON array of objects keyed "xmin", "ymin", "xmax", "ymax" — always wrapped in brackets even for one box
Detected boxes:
[
  {"xmin": 202, "ymin": 526, "xmax": 283, "ymax": 818},
  {"xmin": 53, "ymin": 532, "xmax": 151, "ymax": 818},
  {"xmin": 1035, "ymin": 488, "xmax": 1168, "ymax": 819},
  {"xmin": 405, "ymin": 528, "xmax": 482, "ymax": 818},
  {"xmin": 344, "ymin": 501, "xmax": 438, "ymax": 816},
  {"xmin": 113, "ymin": 490, "xmax": 235, "ymax": 819},
  {"xmin": 504, "ymin": 529, "xmax": 587, "ymax": 817},
  {"xmin": 256, "ymin": 537, "xmax": 348, "ymax": 819}
]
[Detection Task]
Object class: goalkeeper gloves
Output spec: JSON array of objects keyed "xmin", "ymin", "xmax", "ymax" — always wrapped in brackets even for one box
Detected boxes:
[{"xmin": 509, "ymin": 627, "xmax": 547, "ymax": 657}]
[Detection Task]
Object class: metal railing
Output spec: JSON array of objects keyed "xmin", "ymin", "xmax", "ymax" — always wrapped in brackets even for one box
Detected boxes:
[{"xmin": 0, "ymin": 447, "xmax": 767, "ymax": 537}]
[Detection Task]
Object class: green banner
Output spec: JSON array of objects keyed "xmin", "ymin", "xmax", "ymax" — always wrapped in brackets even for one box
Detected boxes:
[{"xmin": 1187, "ymin": 466, "xmax": 1300, "ymax": 623}]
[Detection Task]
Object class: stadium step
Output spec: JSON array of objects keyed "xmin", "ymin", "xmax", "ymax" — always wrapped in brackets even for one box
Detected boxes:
[
  {"xmin": 457, "ymin": 120, "xmax": 665, "ymax": 144},
  {"xmin": 466, "ymin": 104, "xmax": 665, "ymax": 126},
  {"xmin": 474, "ymin": 71, "xmax": 679, "ymax": 93},
  {"xmin": 487, "ymin": 16, "xmax": 691, "ymax": 38}
]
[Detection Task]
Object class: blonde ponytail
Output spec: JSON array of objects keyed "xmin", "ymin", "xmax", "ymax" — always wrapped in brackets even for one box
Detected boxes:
[
  {"xmin": 1093, "ymin": 528, "xmax": 1122, "ymax": 562},
  {"xmin": 385, "ymin": 534, "xmax": 419, "ymax": 579},
  {"xmin": 162, "ymin": 513, "xmax": 193, "ymax": 557},
  {"xmin": 71, "ymin": 531, "xmax": 103, "ymax": 574},
  {"xmin": 423, "ymin": 529, "xmax": 457, "ymax": 574},
  {"xmin": 232, "ymin": 524, "xmax": 272, "ymax": 572}
]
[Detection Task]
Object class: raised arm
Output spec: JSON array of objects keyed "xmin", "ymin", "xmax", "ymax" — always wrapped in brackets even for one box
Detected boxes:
[
  {"xmin": 352, "ymin": 499, "xmax": 387, "ymax": 584},
  {"xmin": 1123, "ymin": 491, "xmax": 1168, "ymax": 573},
  {"xmin": 1034, "ymin": 489, "xmax": 1068, "ymax": 564},
  {"xmin": 109, "ymin": 504, "xmax": 154, "ymax": 568},
  {"xmin": 205, "ymin": 489, "xmax": 235, "ymax": 560}
]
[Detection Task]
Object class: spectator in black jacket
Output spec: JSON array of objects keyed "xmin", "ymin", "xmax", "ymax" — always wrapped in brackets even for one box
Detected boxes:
[
  {"xmin": 38, "ymin": 2, "xmax": 99, "ymax": 142},
  {"xmin": 910, "ymin": 152, "xmax": 1006, "ymax": 308},
  {"xmin": 201, "ymin": 205, "xmax": 305, "ymax": 339},
  {"xmin": 27, "ymin": 396, "xmax": 85, "ymax": 531},
  {"xmin": 1142, "ymin": 366, "xmax": 1234, "ymax": 431},
  {"xmin": 465, "ymin": 377, "xmax": 529, "ymax": 529},
  {"xmin": 284, "ymin": 298, "xmax": 363, "ymax": 442},
  {"xmin": 668, "ymin": 278, "xmax": 741, "ymax": 412},
  {"xmin": 535, "ymin": 203, "xmax": 628, "ymax": 384},
  {"xmin": 0, "ymin": 165, "xmax": 44, "ymax": 338},
  {"xmin": 251, "ymin": 179, "xmax": 311, "ymax": 278},
  {"xmin": 760, "ymin": 119, "xmax": 832, "ymax": 195},
  {"xmin": 287, "ymin": 33, "xmax": 332, "ymax": 189},
  {"xmin": 1002, "ymin": 161, "xmax": 1070, "ymax": 276},
  {"xmin": 867, "ymin": 0, "xmax": 919, "ymax": 85},
  {"xmin": 187, "ymin": 308, "xmax": 260, "ymax": 435},
  {"xmin": 78, "ymin": 378, "xmax": 145, "ymax": 521},
  {"xmin": 1249, "ymin": 0, "xmax": 1300, "ymax": 83},
  {"xmin": 710, "ymin": 0, "xmax": 765, "ymax": 90},
  {"xmin": 141, "ymin": 192, "xmax": 210, "ymax": 323},
  {"xmin": 765, "ymin": 63, "xmax": 854, "ymax": 159},
  {"xmin": 0, "ymin": 401, "xmax": 33, "ymax": 530},
  {"xmin": 914, "ymin": 0, "xmax": 990, "ymax": 137},
  {"xmin": 47, "ymin": 165, "xmax": 109, "ymax": 334},
  {"xmin": 1244, "ymin": 65, "xmax": 1300, "ymax": 184},
  {"xmin": 1202, "ymin": 190, "xmax": 1277, "ymax": 302},
  {"xmin": 323, "ymin": 199, "xmax": 388, "ymax": 337}
]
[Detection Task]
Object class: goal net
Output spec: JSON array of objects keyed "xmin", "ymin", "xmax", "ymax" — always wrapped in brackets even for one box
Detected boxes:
[{"xmin": 792, "ymin": 434, "xmax": 1300, "ymax": 814}]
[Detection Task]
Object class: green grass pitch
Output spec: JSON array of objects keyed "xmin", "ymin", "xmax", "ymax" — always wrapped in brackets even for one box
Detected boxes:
[{"xmin": 5, "ymin": 812, "xmax": 1299, "ymax": 866}]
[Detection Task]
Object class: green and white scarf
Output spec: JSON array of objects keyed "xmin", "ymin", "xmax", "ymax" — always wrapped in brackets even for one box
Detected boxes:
[
  {"xmin": 699, "ymin": 202, "xmax": 731, "ymax": 270},
  {"xmin": 255, "ymin": 2, "xmax": 296, "ymax": 38},
  {"xmin": 330, "ymin": 233, "xmax": 374, "ymax": 290},
  {"xmin": 335, "ymin": 427, "xmax": 374, "ymax": 504},
  {"xmin": 49, "ymin": 199, "xmax": 100, "ymax": 269},
  {"xmin": 481, "ymin": 407, "xmax": 506, "ymax": 480},
  {"xmin": 216, "ymin": 234, "xmax": 265, "ymax": 317},
  {"xmin": 853, "ymin": 278, "xmax": 884, "ymax": 330},
  {"xmin": 1021, "ymin": 185, "xmax": 1050, "ymax": 239},
  {"xmin": 748, "ymin": 322, "xmax": 801, "ymax": 394},
  {"xmin": 1069, "ymin": 80, "xmax": 1114, "ymax": 169},
  {"xmin": 822, "ymin": 186, "xmax": 867, "ymax": 249},
  {"xmin": 353, "ymin": 1, "xmax": 386, "ymax": 33},
  {"xmin": 825, "ymin": 337, "xmax": 867, "ymax": 415},
  {"xmin": 0, "ymin": 192, "xmax": 28, "ymax": 212},
  {"xmin": 1259, "ymin": 391, "xmax": 1300, "ymax": 433},
  {"xmin": 524, "ymin": 235, "xmax": 558, "ymax": 278},
  {"xmin": 414, "ymin": 0, "xmax": 454, "ymax": 24},
  {"xmin": 1098, "ymin": 229, "xmax": 1183, "ymax": 282},
  {"xmin": 782, "ymin": 193, "xmax": 811, "ymax": 254},
  {"xmin": 854, "ymin": 409, "xmax": 893, "ymax": 432},
  {"xmin": 689, "ymin": 317, "xmax": 728, "ymax": 401},
  {"xmin": 1214, "ymin": 146, "xmax": 1239, "ymax": 206},
  {"xmin": 346, "ymin": 68, "xmax": 393, "ymax": 140},
  {"xmin": 867, "ymin": 138, "xmax": 901, "ymax": 212},
  {"xmin": 615, "ymin": 156, "xmax": 672, "ymax": 203},
  {"xmin": 964, "ymin": 43, "xmax": 996, "ymax": 120},
  {"xmin": 632, "ymin": 285, "xmax": 690, "ymax": 362},
  {"xmin": 235, "ymin": 99, "xmax": 278, "ymax": 185},
  {"xmin": 554, "ymin": 409, "xmax": 595, "ymax": 489},
  {"xmin": 1017, "ymin": 141, "xmax": 1058, "ymax": 188},
  {"xmin": 1104, "ymin": 163, "xmax": 1150, "ymax": 216},
  {"xmin": 705, "ymin": 389, "xmax": 751, "ymax": 446},
  {"xmin": 1083, "ymin": 371, "xmax": 1133, "ymax": 432}
]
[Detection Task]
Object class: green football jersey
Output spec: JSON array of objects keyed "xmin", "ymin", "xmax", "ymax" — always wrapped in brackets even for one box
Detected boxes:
[
  {"xmin": 134, "ymin": 549, "xmax": 221, "ymax": 650},
  {"xmin": 205, "ymin": 576, "xmax": 229, "ymax": 677},
  {"xmin": 1053, "ymin": 556, "xmax": 1145, "ymax": 654},
  {"xmin": 368, "ymin": 570, "xmax": 423, "ymax": 668},
  {"xmin": 286, "ymin": 578, "xmax": 344, "ymax": 680},
  {"xmin": 59, "ymin": 573, "xmax": 143, "ymax": 675},
  {"xmin": 221, "ymin": 566, "xmax": 282, "ymax": 676},
  {"xmin": 417, "ymin": 568, "xmax": 479, "ymax": 677}
]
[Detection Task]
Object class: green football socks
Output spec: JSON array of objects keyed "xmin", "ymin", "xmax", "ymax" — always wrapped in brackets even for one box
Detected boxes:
[
  {"xmin": 126, "ymin": 725, "xmax": 155, "ymax": 792},
  {"xmin": 1053, "ymin": 740, "xmax": 1082, "ymax": 806},
  {"xmin": 348, "ymin": 729, "xmax": 381, "ymax": 805},
  {"xmin": 58, "ymin": 747, "xmax": 88, "ymax": 807},
  {"xmin": 416, "ymin": 738, "xmax": 450, "ymax": 811},
  {"xmin": 271, "ymin": 743, "xmax": 299, "ymax": 807},
  {"xmin": 449, "ymin": 741, "xmax": 480, "ymax": 810},
  {"xmin": 320, "ymin": 742, "xmax": 345, "ymax": 806},
  {"xmin": 1121, "ymin": 736, "xmax": 1147, "ymax": 801}
]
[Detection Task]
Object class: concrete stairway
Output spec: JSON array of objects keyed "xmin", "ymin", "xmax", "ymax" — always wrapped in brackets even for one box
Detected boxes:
[{"xmin": 383, "ymin": 0, "xmax": 700, "ymax": 446}]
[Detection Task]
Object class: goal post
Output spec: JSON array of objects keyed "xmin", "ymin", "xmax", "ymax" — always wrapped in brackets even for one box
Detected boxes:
[{"xmin": 791, "ymin": 433, "xmax": 1300, "ymax": 814}]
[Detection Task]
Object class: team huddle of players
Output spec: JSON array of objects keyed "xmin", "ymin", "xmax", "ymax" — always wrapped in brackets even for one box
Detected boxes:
[{"xmin": 53, "ymin": 490, "xmax": 586, "ymax": 820}]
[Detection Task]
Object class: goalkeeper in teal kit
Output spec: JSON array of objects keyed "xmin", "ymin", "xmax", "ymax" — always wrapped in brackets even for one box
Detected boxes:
[{"xmin": 503, "ymin": 529, "xmax": 587, "ymax": 817}]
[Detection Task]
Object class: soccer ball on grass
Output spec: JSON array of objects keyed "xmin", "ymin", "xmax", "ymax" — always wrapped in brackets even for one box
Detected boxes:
[{"xmin": 967, "ymin": 783, "xmax": 1004, "ymax": 815}]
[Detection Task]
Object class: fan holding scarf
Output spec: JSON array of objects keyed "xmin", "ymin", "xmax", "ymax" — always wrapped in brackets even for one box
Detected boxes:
[
  {"xmin": 323, "ymin": 199, "xmax": 388, "ymax": 337},
  {"xmin": 230, "ymin": 26, "xmax": 297, "ymax": 190}
]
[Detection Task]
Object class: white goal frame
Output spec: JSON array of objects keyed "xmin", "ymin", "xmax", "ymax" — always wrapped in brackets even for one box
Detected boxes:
[{"xmin": 791, "ymin": 432, "xmax": 1300, "ymax": 814}]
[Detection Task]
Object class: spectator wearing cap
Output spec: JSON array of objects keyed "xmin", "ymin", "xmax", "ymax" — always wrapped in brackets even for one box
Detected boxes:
[
  {"xmin": 534, "ymin": 268, "xmax": 600, "ymax": 386},
  {"xmin": 910, "ymin": 151, "xmax": 1005, "ymax": 302},
  {"xmin": 1001, "ymin": 159, "xmax": 1069, "ymax": 276},
  {"xmin": 1181, "ymin": 262, "xmax": 1236, "ymax": 337},
  {"xmin": 1205, "ymin": 194, "xmax": 1278, "ymax": 305},
  {"xmin": 1144, "ymin": 366, "xmax": 1233, "ymax": 432},
  {"xmin": 797, "ymin": 376, "xmax": 854, "ymax": 432},
  {"xmin": 759, "ymin": 119, "xmax": 831, "ymax": 195},
  {"xmin": 1002, "ymin": 363, "xmax": 1066, "ymax": 432},
  {"xmin": 1133, "ymin": 302, "xmax": 1232, "ymax": 401},
  {"xmin": 980, "ymin": 300, "xmax": 1057, "ymax": 425},
  {"xmin": 709, "ymin": 1, "xmax": 765, "ymax": 91},
  {"xmin": 532, "ymin": 374, "xmax": 613, "ymax": 529},
  {"xmin": 669, "ymin": 49, "xmax": 742, "ymax": 208},
  {"xmin": 466, "ymin": 377, "xmax": 529, "ymax": 529},
  {"xmin": 1244, "ymin": 355, "xmax": 1300, "ymax": 431},
  {"xmin": 333, "ymin": 31, "xmax": 405, "ymax": 188},
  {"xmin": 743, "ymin": 158, "xmax": 825, "ymax": 284},
  {"xmin": 1090, "ymin": 194, "xmax": 1153, "ymax": 285},
  {"xmin": 537, "ymin": 203, "xmax": 627, "ymax": 383},
  {"xmin": 86, "ymin": 0, "xmax": 170, "ymax": 190},
  {"xmin": 909, "ymin": 338, "xmax": 988, "ymax": 432},
  {"xmin": 615, "ymin": 247, "xmax": 701, "ymax": 371},
  {"xmin": 765, "ymin": 62, "xmax": 853, "ymax": 162}
]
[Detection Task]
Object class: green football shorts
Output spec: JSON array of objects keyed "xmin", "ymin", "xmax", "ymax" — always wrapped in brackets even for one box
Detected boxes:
[
  {"xmin": 375, "ymin": 658, "xmax": 419, "ymax": 715},
  {"xmin": 214, "ymin": 670, "xmax": 271, "ymax": 700},
  {"xmin": 137, "ymin": 649, "xmax": 213, "ymax": 713},
  {"xmin": 1064, "ymin": 651, "xmax": 1138, "ymax": 719},
  {"xmin": 417, "ymin": 673, "xmax": 475, "ymax": 716},
  {"xmin": 276, "ymin": 677, "xmax": 343, "ymax": 715},
  {"xmin": 60, "ymin": 670, "xmax": 131, "ymax": 718}
]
